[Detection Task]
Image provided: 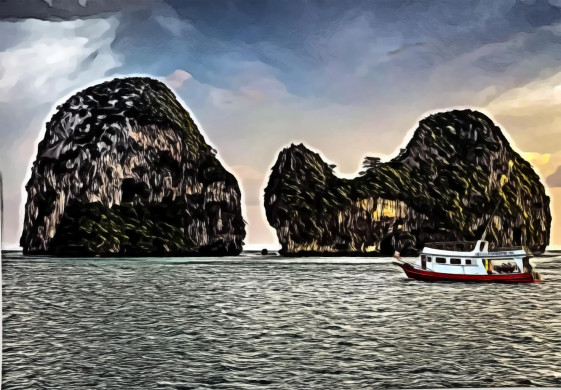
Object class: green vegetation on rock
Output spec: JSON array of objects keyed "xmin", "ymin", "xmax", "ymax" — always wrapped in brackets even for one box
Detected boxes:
[
  {"xmin": 21, "ymin": 77, "xmax": 245, "ymax": 256},
  {"xmin": 264, "ymin": 110, "xmax": 550, "ymax": 256}
]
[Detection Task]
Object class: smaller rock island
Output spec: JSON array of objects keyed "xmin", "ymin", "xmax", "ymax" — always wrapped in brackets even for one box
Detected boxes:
[
  {"xmin": 264, "ymin": 110, "xmax": 551, "ymax": 256},
  {"xmin": 21, "ymin": 77, "xmax": 246, "ymax": 256}
]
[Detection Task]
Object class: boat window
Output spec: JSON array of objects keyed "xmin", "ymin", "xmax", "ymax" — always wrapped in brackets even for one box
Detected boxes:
[
  {"xmin": 479, "ymin": 242, "xmax": 486, "ymax": 251},
  {"xmin": 465, "ymin": 259, "xmax": 472, "ymax": 265},
  {"xmin": 450, "ymin": 258, "xmax": 461, "ymax": 265},
  {"xmin": 435, "ymin": 257, "xmax": 446, "ymax": 264},
  {"xmin": 427, "ymin": 257, "xmax": 432, "ymax": 262}
]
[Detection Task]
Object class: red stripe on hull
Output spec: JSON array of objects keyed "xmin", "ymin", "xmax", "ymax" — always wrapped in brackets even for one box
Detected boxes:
[{"xmin": 396, "ymin": 264, "xmax": 539, "ymax": 283}]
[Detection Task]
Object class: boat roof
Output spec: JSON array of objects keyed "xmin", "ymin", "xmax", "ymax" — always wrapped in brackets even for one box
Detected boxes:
[
  {"xmin": 424, "ymin": 241, "xmax": 478, "ymax": 252},
  {"xmin": 422, "ymin": 243, "xmax": 527, "ymax": 257},
  {"xmin": 424, "ymin": 241, "xmax": 523, "ymax": 252}
]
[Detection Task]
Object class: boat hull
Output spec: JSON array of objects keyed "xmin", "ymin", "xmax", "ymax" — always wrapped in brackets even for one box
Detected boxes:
[{"xmin": 395, "ymin": 262, "xmax": 540, "ymax": 283}]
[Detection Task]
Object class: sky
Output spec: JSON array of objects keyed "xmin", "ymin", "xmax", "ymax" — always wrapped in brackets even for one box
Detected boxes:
[{"xmin": 1, "ymin": 0, "xmax": 561, "ymax": 249}]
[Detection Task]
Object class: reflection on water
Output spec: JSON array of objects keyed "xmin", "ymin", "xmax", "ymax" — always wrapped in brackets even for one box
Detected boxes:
[{"xmin": 3, "ymin": 251, "xmax": 561, "ymax": 389}]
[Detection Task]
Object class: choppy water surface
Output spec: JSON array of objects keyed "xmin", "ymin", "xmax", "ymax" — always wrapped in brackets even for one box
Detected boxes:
[{"xmin": 3, "ymin": 251, "xmax": 561, "ymax": 389}]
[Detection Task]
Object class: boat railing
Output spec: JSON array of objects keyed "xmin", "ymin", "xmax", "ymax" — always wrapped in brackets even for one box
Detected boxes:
[
  {"xmin": 395, "ymin": 259, "xmax": 425, "ymax": 271},
  {"xmin": 490, "ymin": 246, "xmax": 522, "ymax": 252}
]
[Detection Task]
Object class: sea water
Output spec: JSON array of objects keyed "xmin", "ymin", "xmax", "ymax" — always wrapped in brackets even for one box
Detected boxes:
[{"xmin": 3, "ymin": 251, "xmax": 561, "ymax": 389}]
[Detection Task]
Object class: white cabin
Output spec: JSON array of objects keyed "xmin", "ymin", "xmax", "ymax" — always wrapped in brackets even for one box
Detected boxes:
[{"xmin": 416, "ymin": 240, "xmax": 530, "ymax": 276}]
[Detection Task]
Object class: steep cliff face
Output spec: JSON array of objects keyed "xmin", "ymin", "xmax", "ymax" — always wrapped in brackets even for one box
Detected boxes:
[
  {"xmin": 264, "ymin": 110, "xmax": 550, "ymax": 256},
  {"xmin": 21, "ymin": 77, "xmax": 245, "ymax": 256}
]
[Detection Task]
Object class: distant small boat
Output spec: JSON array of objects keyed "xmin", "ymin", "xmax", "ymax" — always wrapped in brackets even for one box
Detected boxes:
[{"xmin": 393, "ymin": 240, "xmax": 542, "ymax": 283}]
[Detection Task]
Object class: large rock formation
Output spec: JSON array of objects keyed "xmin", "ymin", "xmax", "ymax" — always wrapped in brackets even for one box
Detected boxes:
[
  {"xmin": 21, "ymin": 77, "xmax": 245, "ymax": 256},
  {"xmin": 264, "ymin": 110, "xmax": 550, "ymax": 256}
]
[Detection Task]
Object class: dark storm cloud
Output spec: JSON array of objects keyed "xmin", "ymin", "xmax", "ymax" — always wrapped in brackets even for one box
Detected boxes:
[
  {"xmin": 0, "ymin": 0, "xmax": 156, "ymax": 20},
  {"xmin": 104, "ymin": 0, "xmax": 561, "ymax": 103},
  {"xmin": 5, "ymin": 1, "xmax": 561, "ymax": 72}
]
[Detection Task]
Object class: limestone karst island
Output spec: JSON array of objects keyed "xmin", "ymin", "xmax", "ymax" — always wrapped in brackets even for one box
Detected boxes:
[
  {"xmin": 20, "ymin": 78, "xmax": 550, "ymax": 257},
  {"xmin": 264, "ymin": 110, "xmax": 550, "ymax": 257},
  {"xmin": 21, "ymin": 77, "xmax": 246, "ymax": 256}
]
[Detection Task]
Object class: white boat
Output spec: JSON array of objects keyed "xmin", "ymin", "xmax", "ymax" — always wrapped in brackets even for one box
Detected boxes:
[{"xmin": 394, "ymin": 240, "xmax": 542, "ymax": 283}]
